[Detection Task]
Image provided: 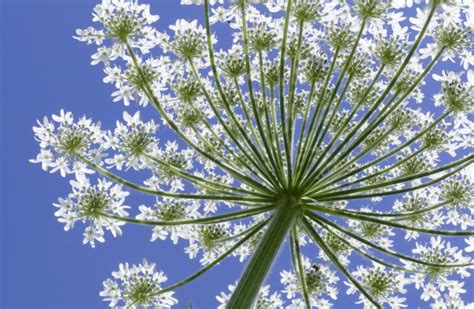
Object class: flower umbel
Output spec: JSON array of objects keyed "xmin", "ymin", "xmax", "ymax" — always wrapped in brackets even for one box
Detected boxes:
[
  {"xmin": 32, "ymin": 0, "xmax": 474, "ymax": 307},
  {"xmin": 100, "ymin": 259, "xmax": 178, "ymax": 308}
]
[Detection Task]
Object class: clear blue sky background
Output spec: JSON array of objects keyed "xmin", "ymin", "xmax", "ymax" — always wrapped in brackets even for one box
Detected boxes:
[{"xmin": 0, "ymin": 0, "xmax": 472, "ymax": 308}]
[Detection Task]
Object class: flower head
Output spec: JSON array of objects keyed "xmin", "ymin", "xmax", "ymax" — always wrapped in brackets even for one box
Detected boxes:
[
  {"xmin": 54, "ymin": 177, "xmax": 129, "ymax": 247},
  {"xmin": 100, "ymin": 259, "xmax": 177, "ymax": 308}
]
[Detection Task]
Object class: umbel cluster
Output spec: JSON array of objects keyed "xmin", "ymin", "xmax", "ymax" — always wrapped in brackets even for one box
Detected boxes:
[{"xmin": 31, "ymin": 0, "xmax": 474, "ymax": 308}]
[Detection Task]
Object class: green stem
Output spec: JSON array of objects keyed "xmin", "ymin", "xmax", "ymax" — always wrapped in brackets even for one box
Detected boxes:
[
  {"xmin": 227, "ymin": 198, "xmax": 301, "ymax": 308},
  {"xmin": 314, "ymin": 63, "xmax": 386, "ymax": 169},
  {"xmin": 303, "ymin": 6, "xmax": 439, "ymax": 189},
  {"xmin": 233, "ymin": 77, "xmax": 265, "ymax": 151},
  {"xmin": 308, "ymin": 204, "xmax": 474, "ymax": 236},
  {"xmin": 151, "ymin": 218, "xmax": 268, "ymax": 297},
  {"xmin": 239, "ymin": 4, "xmax": 283, "ymax": 185},
  {"xmin": 293, "ymin": 81, "xmax": 316, "ymax": 181},
  {"xmin": 312, "ymin": 217, "xmax": 419, "ymax": 273},
  {"xmin": 189, "ymin": 61, "xmax": 281, "ymax": 190},
  {"xmin": 278, "ymin": 0, "xmax": 293, "ymax": 184},
  {"xmin": 287, "ymin": 21, "xmax": 306, "ymax": 186},
  {"xmin": 310, "ymin": 214, "xmax": 458, "ymax": 272},
  {"xmin": 143, "ymin": 153, "xmax": 264, "ymax": 197},
  {"xmin": 310, "ymin": 146, "xmax": 427, "ymax": 195},
  {"xmin": 258, "ymin": 50, "xmax": 286, "ymax": 184},
  {"xmin": 314, "ymin": 159, "xmax": 472, "ymax": 201},
  {"xmin": 100, "ymin": 205, "xmax": 273, "ymax": 226},
  {"xmin": 306, "ymin": 211, "xmax": 474, "ymax": 267},
  {"xmin": 294, "ymin": 49, "xmax": 339, "ymax": 183},
  {"xmin": 290, "ymin": 226, "xmax": 311, "ymax": 308},
  {"xmin": 306, "ymin": 200, "xmax": 450, "ymax": 220},
  {"xmin": 312, "ymin": 111, "xmax": 451, "ymax": 192},
  {"xmin": 315, "ymin": 154, "xmax": 473, "ymax": 197},
  {"xmin": 297, "ymin": 21, "xmax": 366, "ymax": 189},
  {"xmin": 124, "ymin": 42, "xmax": 269, "ymax": 194},
  {"xmin": 304, "ymin": 72, "xmax": 354, "ymax": 180},
  {"xmin": 79, "ymin": 155, "xmax": 267, "ymax": 202},
  {"xmin": 202, "ymin": 0, "xmax": 280, "ymax": 183}
]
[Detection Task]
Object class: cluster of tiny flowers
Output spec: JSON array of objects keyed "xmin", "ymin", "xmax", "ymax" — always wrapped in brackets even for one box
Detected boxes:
[
  {"xmin": 30, "ymin": 110, "xmax": 105, "ymax": 177},
  {"xmin": 74, "ymin": 0, "xmax": 160, "ymax": 52},
  {"xmin": 100, "ymin": 259, "xmax": 178, "ymax": 308},
  {"xmin": 348, "ymin": 207, "xmax": 395, "ymax": 249},
  {"xmin": 346, "ymin": 263, "xmax": 410, "ymax": 308},
  {"xmin": 30, "ymin": 0, "xmax": 474, "ymax": 307},
  {"xmin": 53, "ymin": 176, "xmax": 129, "ymax": 247},
  {"xmin": 280, "ymin": 257, "xmax": 339, "ymax": 308},
  {"xmin": 137, "ymin": 198, "xmax": 200, "ymax": 244},
  {"xmin": 104, "ymin": 111, "xmax": 158, "ymax": 170},
  {"xmin": 404, "ymin": 237, "xmax": 473, "ymax": 303}
]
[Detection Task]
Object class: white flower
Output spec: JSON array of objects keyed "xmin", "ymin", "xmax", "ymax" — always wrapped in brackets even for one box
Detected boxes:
[{"xmin": 465, "ymin": 237, "xmax": 474, "ymax": 253}]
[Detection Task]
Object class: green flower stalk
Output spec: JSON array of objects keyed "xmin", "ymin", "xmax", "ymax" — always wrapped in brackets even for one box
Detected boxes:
[{"xmin": 31, "ymin": 0, "xmax": 474, "ymax": 308}]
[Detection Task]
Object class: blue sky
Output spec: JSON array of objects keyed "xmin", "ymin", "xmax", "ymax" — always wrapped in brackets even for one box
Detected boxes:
[{"xmin": 1, "ymin": 0, "xmax": 472, "ymax": 308}]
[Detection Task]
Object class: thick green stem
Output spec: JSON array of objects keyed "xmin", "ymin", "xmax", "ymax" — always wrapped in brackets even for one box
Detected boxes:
[{"xmin": 227, "ymin": 198, "xmax": 301, "ymax": 308}]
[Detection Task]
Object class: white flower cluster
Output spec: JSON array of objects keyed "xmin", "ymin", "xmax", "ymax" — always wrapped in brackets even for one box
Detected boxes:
[
  {"xmin": 280, "ymin": 257, "xmax": 339, "ymax": 308},
  {"xmin": 100, "ymin": 259, "xmax": 178, "ymax": 308},
  {"xmin": 346, "ymin": 263, "xmax": 410, "ymax": 308},
  {"xmin": 75, "ymin": 0, "xmax": 160, "ymax": 53},
  {"xmin": 54, "ymin": 176, "xmax": 129, "ymax": 247},
  {"xmin": 137, "ymin": 198, "xmax": 200, "ymax": 244},
  {"xmin": 407, "ymin": 237, "xmax": 473, "ymax": 303},
  {"xmin": 104, "ymin": 111, "xmax": 158, "ymax": 170},
  {"xmin": 30, "ymin": 110, "xmax": 105, "ymax": 177}
]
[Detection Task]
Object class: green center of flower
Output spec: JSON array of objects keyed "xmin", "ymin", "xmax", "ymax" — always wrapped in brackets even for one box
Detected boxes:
[
  {"xmin": 173, "ymin": 31, "xmax": 205, "ymax": 60},
  {"xmin": 323, "ymin": 232, "xmax": 349, "ymax": 255},
  {"xmin": 423, "ymin": 251, "xmax": 451, "ymax": 279},
  {"xmin": 365, "ymin": 269, "xmax": 394, "ymax": 297},
  {"xmin": 292, "ymin": 1, "xmax": 321, "ymax": 22},
  {"xmin": 174, "ymin": 79, "xmax": 202, "ymax": 103},
  {"xmin": 249, "ymin": 28, "xmax": 277, "ymax": 52},
  {"xmin": 125, "ymin": 277, "xmax": 155, "ymax": 306},
  {"xmin": 156, "ymin": 202, "xmax": 186, "ymax": 221},
  {"xmin": 423, "ymin": 128, "xmax": 446, "ymax": 150},
  {"xmin": 359, "ymin": 222, "xmax": 384, "ymax": 240},
  {"xmin": 57, "ymin": 128, "xmax": 88, "ymax": 156},
  {"xmin": 375, "ymin": 39, "xmax": 405, "ymax": 67},
  {"xmin": 441, "ymin": 178, "xmax": 472, "ymax": 208},
  {"xmin": 399, "ymin": 196, "xmax": 426, "ymax": 224},
  {"xmin": 128, "ymin": 64, "xmax": 158, "ymax": 92},
  {"xmin": 355, "ymin": 0, "xmax": 388, "ymax": 19},
  {"xmin": 199, "ymin": 225, "xmax": 228, "ymax": 249},
  {"xmin": 106, "ymin": 13, "xmax": 143, "ymax": 42},
  {"xmin": 401, "ymin": 157, "xmax": 427, "ymax": 176},
  {"xmin": 124, "ymin": 130, "xmax": 153, "ymax": 156},
  {"xmin": 79, "ymin": 191, "xmax": 110, "ymax": 218},
  {"xmin": 221, "ymin": 58, "xmax": 246, "ymax": 78},
  {"xmin": 442, "ymin": 81, "xmax": 473, "ymax": 113}
]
